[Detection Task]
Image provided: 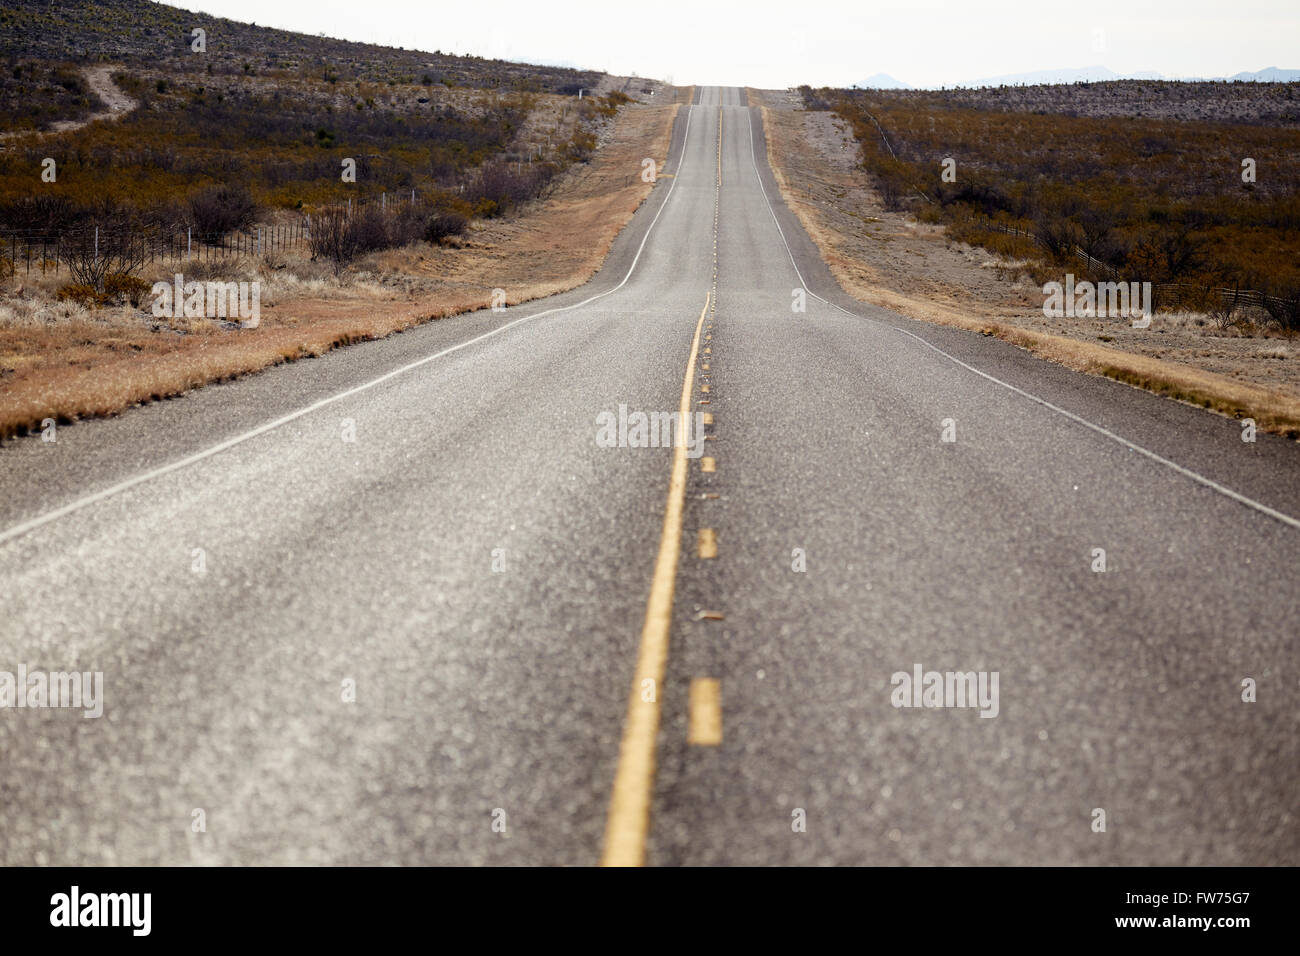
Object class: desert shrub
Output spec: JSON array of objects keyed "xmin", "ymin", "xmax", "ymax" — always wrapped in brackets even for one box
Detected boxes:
[
  {"xmin": 1075, "ymin": 208, "xmax": 1121, "ymax": 261},
  {"xmin": 188, "ymin": 184, "xmax": 257, "ymax": 238},
  {"xmin": 423, "ymin": 207, "xmax": 468, "ymax": 242},
  {"xmin": 799, "ymin": 86, "xmax": 834, "ymax": 111},
  {"xmin": 857, "ymin": 146, "xmax": 917, "ymax": 211},
  {"xmin": 936, "ymin": 180, "xmax": 1014, "ymax": 218},
  {"xmin": 56, "ymin": 283, "xmax": 107, "ymax": 307},
  {"xmin": 1124, "ymin": 229, "xmax": 1204, "ymax": 284},
  {"xmin": 564, "ymin": 130, "xmax": 598, "ymax": 163},
  {"xmin": 1202, "ymin": 278, "xmax": 1252, "ymax": 330},
  {"xmin": 382, "ymin": 206, "xmax": 426, "ymax": 247},
  {"xmin": 102, "ymin": 272, "xmax": 152, "ymax": 307},
  {"xmin": 309, "ymin": 207, "xmax": 359, "ymax": 275},
  {"xmin": 348, "ymin": 206, "xmax": 391, "ymax": 254},
  {"xmin": 948, "ymin": 220, "xmax": 1039, "ymax": 261},
  {"xmin": 469, "ymin": 160, "xmax": 556, "ymax": 214},
  {"xmin": 1262, "ymin": 284, "xmax": 1300, "ymax": 332},
  {"xmin": 49, "ymin": 68, "xmax": 84, "ymax": 95},
  {"xmin": 61, "ymin": 224, "xmax": 148, "ymax": 291},
  {"xmin": 591, "ymin": 91, "xmax": 630, "ymax": 118},
  {"xmin": 1035, "ymin": 216, "xmax": 1083, "ymax": 263}
]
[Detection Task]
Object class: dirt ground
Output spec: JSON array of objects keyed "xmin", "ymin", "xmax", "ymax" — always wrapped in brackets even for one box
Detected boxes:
[
  {"xmin": 54, "ymin": 66, "xmax": 137, "ymax": 131},
  {"xmin": 0, "ymin": 98, "xmax": 680, "ymax": 439},
  {"xmin": 0, "ymin": 66, "xmax": 137, "ymax": 140},
  {"xmin": 751, "ymin": 88, "xmax": 1300, "ymax": 436}
]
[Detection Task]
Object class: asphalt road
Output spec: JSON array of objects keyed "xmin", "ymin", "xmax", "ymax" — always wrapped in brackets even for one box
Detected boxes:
[{"xmin": 1, "ymin": 87, "xmax": 1296, "ymax": 866}]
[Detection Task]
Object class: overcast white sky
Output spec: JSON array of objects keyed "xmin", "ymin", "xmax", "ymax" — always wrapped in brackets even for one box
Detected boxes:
[{"xmin": 166, "ymin": 0, "xmax": 1300, "ymax": 88}]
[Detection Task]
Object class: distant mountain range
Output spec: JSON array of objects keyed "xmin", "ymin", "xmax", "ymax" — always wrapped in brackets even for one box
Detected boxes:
[
  {"xmin": 852, "ymin": 66, "xmax": 1300, "ymax": 90},
  {"xmin": 854, "ymin": 72, "xmax": 910, "ymax": 89}
]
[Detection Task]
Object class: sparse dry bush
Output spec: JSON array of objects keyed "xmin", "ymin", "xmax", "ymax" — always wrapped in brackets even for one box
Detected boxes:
[
  {"xmin": 423, "ymin": 206, "xmax": 468, "ymax": 242},
  {"xmin": 103, "ymin": 272, "xmax": 152, "ymax": 307},
  {"xmin": 61, "ymin": 228, "xmax": 148, "ymax": 292},
  {"xmin": 188, "ymin": 184, "xmax": 257, "ymax": 239},
  {"xmin": 1262, "ymin": 284, "xmax": 1300, "ymax": 332},
  {"xmin": 308, "ymin": 207, "xmax": 360, "ymax": 276},
  {"xmin": 56, "ymin": 283, "xmax": 106, "ymax": 308},
  {"xmin": 817, "ymin": 86, "xmax": 1300, "ymax": 315}
]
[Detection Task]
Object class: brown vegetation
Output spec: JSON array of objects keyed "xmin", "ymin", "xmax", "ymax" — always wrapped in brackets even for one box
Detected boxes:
[{"xmin": 805, "ymin": 85, "xmax": 1300, "ymax": 320}]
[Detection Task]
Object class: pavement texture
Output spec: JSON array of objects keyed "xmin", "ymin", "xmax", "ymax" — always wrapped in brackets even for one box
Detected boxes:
[{"xmin": 1, "ymin": 87, "xmax": 1296, "ymax": 866}]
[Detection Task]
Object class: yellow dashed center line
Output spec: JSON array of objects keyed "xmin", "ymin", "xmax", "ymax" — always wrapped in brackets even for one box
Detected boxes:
[
  {"xmin": 689, "ymin": 111, "xmax": 726, "ymax": 754},
  {"xmin": 600, "ymin": 291, "xmax": 711, "ymax": 868},
  {"xmin": 687, "ymin": 678, "xmax": 723, "ymax": 746},
  {"xmin": 600, "ymin": 103, "xmax": 727, "ymax": 868}
]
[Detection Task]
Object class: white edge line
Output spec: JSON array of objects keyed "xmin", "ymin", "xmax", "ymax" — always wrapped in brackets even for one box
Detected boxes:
[
  {"xmin": 0, "ymin": 106, "xmax": 698, "ymax": 548},
  {"xmin": 743, "ymin": 105, "xmax": 1300, "ymax": 533}
]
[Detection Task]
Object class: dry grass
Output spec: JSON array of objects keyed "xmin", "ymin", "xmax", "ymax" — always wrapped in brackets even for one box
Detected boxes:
[
  {"xmin": 0, "ymin": 101, "xmax": 679, "ymax": 440},
  {"xmin": 756, "ymin": 99, "xmax": 1300, "ymax": 439}
]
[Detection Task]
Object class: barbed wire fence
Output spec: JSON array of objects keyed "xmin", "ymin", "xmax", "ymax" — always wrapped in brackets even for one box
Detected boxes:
[
  {"xmin": 0, "ymin": 188, "xmax": 434, "ymax": 279},
  {"xmin": 978, "ymin": 219, "xmax": 1296, "ymax": 318}
]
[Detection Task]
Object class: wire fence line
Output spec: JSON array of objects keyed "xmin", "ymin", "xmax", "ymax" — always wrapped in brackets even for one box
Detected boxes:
[
  {"xmin": 2, "ymin": 221, "xmax": 311, "ymax": 277},
  {"xmin": 0, "ymin": 188, "xmax": 432, "ymax": 278},
  {"xmin": 979, "ymin": 219, "xmax": 1296, "ymax": 316}
]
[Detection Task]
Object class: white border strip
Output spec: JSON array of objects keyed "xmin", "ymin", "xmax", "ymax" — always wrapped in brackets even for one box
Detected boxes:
[
  {"xmin": 0, "ymin": 106, "xmax": 699, "ymax": 548},
  {"xmin": 742, "ymin": 106, "xmax": 1300, "ymax": 532}
]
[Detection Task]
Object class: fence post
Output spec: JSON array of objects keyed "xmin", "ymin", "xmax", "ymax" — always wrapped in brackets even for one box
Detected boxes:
[
  {"xmin": 187, "ymin": 228, "xmax": 192, "ymax": 258},
  {"xmin": 94, "ymin": 226, "xmax": 98, "ymax": 260}
]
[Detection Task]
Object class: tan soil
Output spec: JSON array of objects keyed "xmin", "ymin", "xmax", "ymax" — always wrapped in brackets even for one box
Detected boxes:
[{"xmin": 56, "ymin": 66, "xmax": 137, "ymax": 131}]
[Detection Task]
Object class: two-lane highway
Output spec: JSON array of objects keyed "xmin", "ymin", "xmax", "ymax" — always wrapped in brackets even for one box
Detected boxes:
[{"xmin": 1, "ymin": 88, "xmax": 1296, "ymax": 866}]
